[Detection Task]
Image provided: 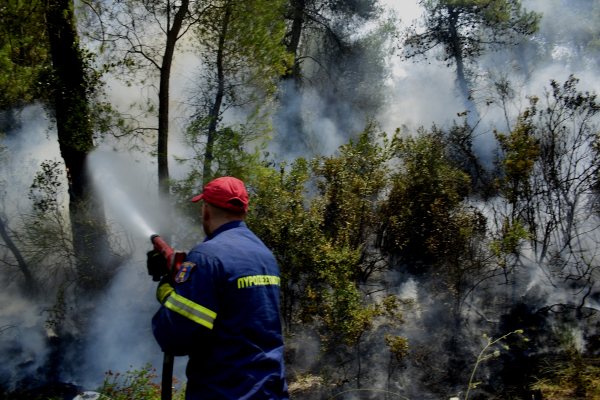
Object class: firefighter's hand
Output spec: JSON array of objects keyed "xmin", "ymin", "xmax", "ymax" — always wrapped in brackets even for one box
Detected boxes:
[
  {"xmin": 157, "ymin": 275, "xmax": 175, "ymax": 304},
  {"xmin": 147, "ymin": 250, "xmax": 169, "ymax": 282}
]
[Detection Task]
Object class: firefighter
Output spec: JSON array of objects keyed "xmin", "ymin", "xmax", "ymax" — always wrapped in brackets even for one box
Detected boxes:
[{"xmin": 150, "ymin": 177, "xmax": 289, "ymax": 399}]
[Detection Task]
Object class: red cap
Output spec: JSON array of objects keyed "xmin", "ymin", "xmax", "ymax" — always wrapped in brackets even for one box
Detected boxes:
[{"xmin": 191, "ymin": 177, "xmax": 248, "ymax": 211}]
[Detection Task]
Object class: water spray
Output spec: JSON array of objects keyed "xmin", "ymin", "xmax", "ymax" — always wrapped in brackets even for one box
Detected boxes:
[
  {"xmin": 88, "ymin": 155, "xmax": 157, "ymax": 239},
  {"xmin": 88, "ymin": 153, "xmax": 186, "ymax": 400}
]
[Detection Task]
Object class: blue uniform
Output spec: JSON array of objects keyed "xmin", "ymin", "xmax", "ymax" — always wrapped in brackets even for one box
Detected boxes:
[{"xmin": 152, "ymin": 221, "xmax": 288, "ymax": 399}]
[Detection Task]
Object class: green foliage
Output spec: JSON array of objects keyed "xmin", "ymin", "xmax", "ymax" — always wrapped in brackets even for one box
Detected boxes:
[
  {"xmin": 378, "ymin": 128, "xmax": 471, "ymax": 261},
  {"xmin": 98, "ymin": 364, "xmax": 185, "ymax": 400},
  {"xmin": 487, "ymin": 216, "xmax": 529, "ymax": 285},
  {"xmin": 312, "ymin": 118, "xmax": 393, "ymax": 250},
  {"xmin": 439, "ymin": 119, "xmax": 492, "ymax": 196},
  {"xmin": 373, "ymin": 125, "xmax": 496, "ymax": 314},
  {"xmin": 384, "ymin": 333, "xmax": 410, "ymax": 392},
  {"xmin": 489, "ymin": 218, "xmax": 529, "ymax": 262},
  {"xmin": 245, "ymin": 157, "xmax": 320, "ymax": 329},
  {"xmin": 248, "ymin": 155, "xmax": 376, "ymax": 348},
  {"xmin": 178, "ymin": 110, "xmax": 273, "ymax": 186},
  {"xmin": 403, "ymin": 0, "xmax": 539, "ymax": 106},
  {"xmin": 195, "ymin": 0, "xmax": 292, "ymax": 100},
  {"xmin": 0, "ymin": 0, "xmax": 50, "ymax": 110},
  {"xmin": 185, "ymin": 0, "xmax": 293, "ymax": 183},
  {"xmin": 171, "ymin": 116, "xmax": 273, "ymax": 248},
  {"xmin": 304, "ymin": 7, "xmax": 398, "ymax": 124},
  {"xmin": 193, "ymin": 0, "xmax": 292, "ymax": 105},
  {"xmin": 385, "ymin": 334, "xmax": 410, "ymax": 362},
  {"xmin": 494, "ymin": 98, "xmax": 540, "ymax": 204},
  {"xmin": 28, "ymin": 160, "xmax": 64, "ymax": 215},
  {"xmin": 427, "ymin": 201, "xmax": 486, "ymax": 260},
  {"xmin": 403, "ymin": 0, "xmax": 540, "ymax": 64},
  {"xmin": 247, "ymin": 122, "xmax": 410, "ymax": 350},
  {"xmin": 428, "ymin": 201, "xmax": 489, "ymax": 304}
]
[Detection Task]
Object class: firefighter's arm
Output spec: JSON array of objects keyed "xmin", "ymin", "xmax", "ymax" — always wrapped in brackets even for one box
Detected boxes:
[{"xmin": 152, "ymin": 252, "xmax": 220, "ymax": 355}]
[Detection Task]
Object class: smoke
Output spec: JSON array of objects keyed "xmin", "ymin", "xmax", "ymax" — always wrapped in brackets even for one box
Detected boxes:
[
  {"xmin": 0, "ymin": 106, "xmax": 63, "ymax": 212},
  {"xmin": 4, "ymin": 0, "xmax": 600, "ymax": 397},
  {"xmin": 379, "ymin": 61, "xmax": 464, "ymax": 134},
  {"xmin": 76, "ymin": 149, "xmax": 191, "ymax": 389},
  {"xmin": 279, "ymin": 0, "xmax": 600, "ymax": 395},
  {"xmin": 68, "ymin": 253, "xmax": 187, "ymax": 389},
  {"xmin": 272, "ymin": 82, "xmax": 353, "ymax": 159},
  {"xmin": 268, "ymin": 1, "xmax": 577, "ymax": 397},
  {"xmin": 0, "ymin": 106, "xmax": 192, "ymax": 392},
  {"xmin": 0, "ymin": 106, "xmax": 62, "ymax": 391},
  {"xmin": 0, "ymin": 285, "xmax": 51, "ymax": 389}
]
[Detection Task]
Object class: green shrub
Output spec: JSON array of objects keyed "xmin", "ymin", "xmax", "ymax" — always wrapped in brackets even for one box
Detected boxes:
[{"xmin": 98, "ymin": 364, "xmax": 185, "ymax": 400}]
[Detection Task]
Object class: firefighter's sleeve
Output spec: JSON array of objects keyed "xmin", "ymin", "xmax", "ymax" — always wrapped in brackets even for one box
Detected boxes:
[{"xmin": 152, "ymin": 251, "xmax": 220, "ymax": 356}]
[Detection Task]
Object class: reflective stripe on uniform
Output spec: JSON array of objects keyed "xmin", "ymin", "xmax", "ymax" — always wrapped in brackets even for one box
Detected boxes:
[{"xmin": 164, "ymin": 293, "xmax": 217, "ymax": 329}]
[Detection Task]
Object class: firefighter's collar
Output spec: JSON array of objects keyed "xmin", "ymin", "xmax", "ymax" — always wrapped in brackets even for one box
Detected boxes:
[{"xmin": 207, "ymin": 220, "xmax": 246, "ymax": 240}]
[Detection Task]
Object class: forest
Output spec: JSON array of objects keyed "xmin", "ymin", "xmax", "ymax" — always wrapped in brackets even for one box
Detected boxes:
[{"xmin": 1, "ymin": 0, "xmax": 600, "ymax": 398}]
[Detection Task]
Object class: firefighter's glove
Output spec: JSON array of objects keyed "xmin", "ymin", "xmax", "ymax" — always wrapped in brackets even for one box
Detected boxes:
[
  {"xmin": 157, "ymin": 275, "xmax": 175, "ymax": 304},
  {"xmin": 147, "ymin": 250, "xmax": 169, "ymax": 282}
]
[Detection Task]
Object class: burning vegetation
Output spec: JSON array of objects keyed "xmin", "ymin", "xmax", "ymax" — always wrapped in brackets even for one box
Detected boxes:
[{"xmin": 1, "ymin": 0, "xmax": 600, "ymax": 399}]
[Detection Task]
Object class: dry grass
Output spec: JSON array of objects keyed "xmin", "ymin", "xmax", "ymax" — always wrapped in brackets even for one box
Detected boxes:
[
  {"xmin": 532, "ymin": 353, "xmax": 600, "ymax": 399},
  {"xmin": 288, "ymin": 374, "xmax": 328, "ymax": 399}
]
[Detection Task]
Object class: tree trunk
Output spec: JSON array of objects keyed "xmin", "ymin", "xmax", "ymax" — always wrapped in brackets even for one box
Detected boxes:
[
  {"xmin": 275, "ymin": 0, "xmax": 306, "ymax": 155},
  {"xmin": 158, "ymin": 0, "xmax": 190, "ymax": 198},
  {"xmin": 46, "ymin": 0, "xmax": 112, "ymax": 292},
  {"xmin": 156, "ymin": 0, "xmax": 189, "ymax": 240},
  {"xmin": 285, "ymin": 0, "xmax": 305, "ymax": 79},
  {"xmin": 356, "ymin": 339, "xmax": 362, "ymax": 389},
  {"xmin": 202, "ymin": 4, "xmax": 231, "ymax": 183},
  {"xmin": 517, "ymin": 43, "xmax": 530, "ymax": 79},
  {"xmin": 448, "ymin": 8, "xmax": 479, "ymax": 124}
]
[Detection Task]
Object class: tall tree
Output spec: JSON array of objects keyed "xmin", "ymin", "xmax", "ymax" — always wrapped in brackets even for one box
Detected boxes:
[
  {"xmin": 402, "ymin": 0, "xmax": 540, "ymax": 118},
  {"xmin": 306, "ymin": 14, "xmax": 397, "ymax": 140},
  {"xmin": 46, "ymin": 0, "xmax": 114, "ymax": 291},
  {"xmin": 275, "ymin": 0, "xmax": 382, "ymax": 154},
  {"xmin": 169, "ymin": 0, "xmax": 291, "ymax": 249},
  {"xmin": 101, "ymin": 0, "xmax": 203, "ymax": 199},
  {"xmin": 185, "ymin": 0, "xmax": 290, "ymax": 183},
  {"xmin": 0, "ymin": 0, "xmax": 116, "ymax": 291},
  {"xmin": 282, "ymin": 0, "xmax": 379, "ymax": 80}
]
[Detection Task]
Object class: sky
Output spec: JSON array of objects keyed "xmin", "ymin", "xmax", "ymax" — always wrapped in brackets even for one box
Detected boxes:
[{"xmin": 382, "ymin": 0, "xmax": 423, "ymax": 23}]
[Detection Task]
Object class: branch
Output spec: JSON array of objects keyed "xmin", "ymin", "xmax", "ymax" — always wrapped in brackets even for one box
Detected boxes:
[
  {"xmin": 80, "ymin": 0, "xmax": 106, "ymax": 43},
  {"xmin": 0, "ymin": 216, "xmax": 34, "ymax": 290}
]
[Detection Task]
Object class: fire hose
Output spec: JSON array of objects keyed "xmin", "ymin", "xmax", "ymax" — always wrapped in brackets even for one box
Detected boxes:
[{"xmin": 149, "ymin": 234, "xmax": 187, "ymax": 400}]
